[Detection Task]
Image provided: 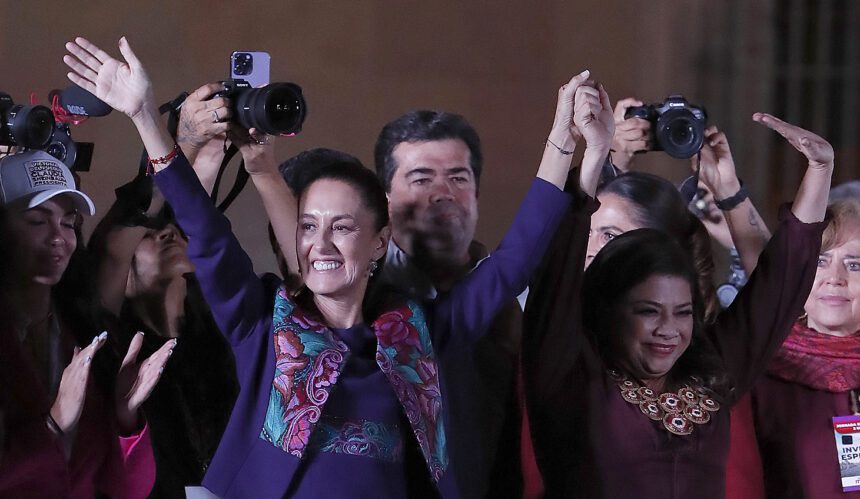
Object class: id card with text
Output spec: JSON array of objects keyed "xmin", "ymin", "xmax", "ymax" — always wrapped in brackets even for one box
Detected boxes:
[{"xmin": 833, "ymin": 415, "xmax": 860, "ymax": 492}]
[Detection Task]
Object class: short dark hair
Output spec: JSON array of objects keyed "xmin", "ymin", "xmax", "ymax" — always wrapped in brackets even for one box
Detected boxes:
[
  {"xmin": 374, "ymin": 110, "xmax": 482, "ymax": 192},
  {"xmin": 582, "ymin": 228, "xmax": 727, "ymax": 396},
  {"xmin": 298, "ymin": 161, "xmax": 390, "ymax": 232},
  {"xmin": 278, "ymin": 148, "xmax": 363, "ymax": 195}
]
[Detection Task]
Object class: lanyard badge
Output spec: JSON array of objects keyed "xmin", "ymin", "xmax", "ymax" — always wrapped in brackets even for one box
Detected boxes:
[{"xmin": 834, "ymin": 414, "xmax": 860, "ymax": 492}]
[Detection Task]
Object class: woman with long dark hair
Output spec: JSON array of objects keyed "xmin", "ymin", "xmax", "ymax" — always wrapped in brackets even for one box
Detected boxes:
[
  {"xmin": 523, "ymin": 114, "xmax": 834, "ymax": 497},
  {"xmin": 0, "ymin": 150, "xmax": 173, "ymax": 497},
  {"xmin": 87, "ymin": 180, "xmax": 239, "ymax": 498},
  {"xmin": 61, "ymin": 37, "xmax": 611, "ymax": 497}
]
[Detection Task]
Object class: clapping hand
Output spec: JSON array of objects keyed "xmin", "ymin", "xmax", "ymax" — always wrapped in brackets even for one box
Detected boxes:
[
  {"xmin": 63, "ymin": 37, "xmax": 155, "ymax": 120},
  {"xmin": 49, "ymin": 332, "xmax": 109, "ymax": 434},
  {"xmin": 753, "ymin": 113, "xmax": 834, "ymax": 171},
  {"xmin": 114, "ymin": 332, "xmax": 176, "ymax": 434}
]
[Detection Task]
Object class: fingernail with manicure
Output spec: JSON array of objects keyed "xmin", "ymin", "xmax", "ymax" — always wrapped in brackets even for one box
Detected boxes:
[{"xmin": 98, "ymin": 331, "xmax": 108, "ymax": 341}]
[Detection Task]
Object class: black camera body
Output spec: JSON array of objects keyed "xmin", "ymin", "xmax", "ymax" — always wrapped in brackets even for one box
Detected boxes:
[
  {"xmin": 625, "ymin": 96, "xmax": 707, "ymax": 159},
  {"xmin": 0, "ymin": 92, "xmax": 56, "ymax": 149},
  {"xmin": 215, "ymin": 79, "xmax": 306, "ymax": 136},
  {"xmin": 0, "ymin": 92, "xmax": 94, "ymax": 171}
]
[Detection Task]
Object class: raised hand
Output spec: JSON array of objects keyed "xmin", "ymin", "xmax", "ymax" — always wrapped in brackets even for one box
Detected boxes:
[
  {"xmin": 753, "ymin": 113, "xmax": 834, "ymax": 171},
  {"xmin": 50, "ymin": 331, "xmax": 109, "ymax": 433},
  {"xmin": 63, "ymin": 37, "xmax": 154, "ymax": 120},
  {"xmin": 697, "ymin": 126, "xmax": 741, "ymax": 200},
  {"xmin": 573, "ymin": 83, "xmax": 615, "ymax": 153},
  {"xmin": 550, "ymin": 69, "xmax": 593, "ymax": 145},
  {"xmin": 114, "ymin": 332, "xmax": 175, "ymax": 434}
]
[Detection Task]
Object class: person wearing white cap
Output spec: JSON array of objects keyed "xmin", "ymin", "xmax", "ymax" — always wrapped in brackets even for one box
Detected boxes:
[{"xmin": 0, "ymin": 150, "xmax": 171, "ymax": 497}]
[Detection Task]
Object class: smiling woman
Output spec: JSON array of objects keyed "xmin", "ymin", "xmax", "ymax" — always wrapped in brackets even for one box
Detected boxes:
[
  {"xmin": 749, "ymin": 198, "xmax": 860, "ymax": 498},
  {"xmin": 60, "ymin": 36, "xmax": 602, "ymax": 497},
  {"xmin": 0, "ymin": 150, "xmax": 169, "ymax": 498},
  {"xmin": 522, "ymin": 113, "xmax": 834, "ymax": 498}
]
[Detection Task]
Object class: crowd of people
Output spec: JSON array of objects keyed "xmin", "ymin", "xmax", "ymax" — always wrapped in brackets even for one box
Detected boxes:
[{"xmin": 0, "ymin": 35, "xmax": 854, "ymax": 499}]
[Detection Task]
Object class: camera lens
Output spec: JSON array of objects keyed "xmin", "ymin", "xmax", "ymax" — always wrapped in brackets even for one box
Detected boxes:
[
  {"xmin": 235, "ymin": 83, "xmax": 306, "ymax": 135},
  {"xmin": 656, "ymin": 109, "xmax": 704, "ymax": 159},
  {"xmin": 4, "ymin": 104, "xmax": 55, "ymax": 149},
  {"xmin": 233, "ymin": 53, "xmax": 253, "ymax": 76}
]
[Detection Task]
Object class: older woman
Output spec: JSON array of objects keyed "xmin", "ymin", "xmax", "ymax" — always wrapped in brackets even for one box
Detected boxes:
[
  {"xmin": 0, "ymin": 150, "xmax": 173, "ymax": 497},
  {"xmin": 62, "ymin": 37, "xmax": 612, "ymax": 497},
  {"xmin": 740, "ymin": 197, "xmax": 860, "ymax": 498},
  {"xmin": 522, "ymin": 113, "xmax": 834, "ymax": 497}
]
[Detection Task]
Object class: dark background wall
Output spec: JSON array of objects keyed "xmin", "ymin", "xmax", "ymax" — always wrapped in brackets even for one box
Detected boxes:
[{"xmin": 1, "ymin": 1, "xmax": 857, "ymax": 275}]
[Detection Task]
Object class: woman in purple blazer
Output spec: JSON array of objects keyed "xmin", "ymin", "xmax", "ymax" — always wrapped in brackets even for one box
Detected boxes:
[{"xmin": 62, "ymin": 36, "xmax": 614, "ymax": 498}]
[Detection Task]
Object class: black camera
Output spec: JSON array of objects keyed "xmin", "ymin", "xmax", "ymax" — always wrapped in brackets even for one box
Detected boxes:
[
  {"xmin": 45, "ymin": 123, "xmax": 95, "ymax": 172},
  {"xmin": 0, "ymin": 90, "xmax": 96, "ymax": 171},
  {"xmin": 0, "ymin": 93, "xmax": 56, "ymax": 149},
  {"xmin": 625, "ymin": 96, "xmax": 707, "ymax": 159},
  {"xmin": 215, "ymin": 79, "xmax": 306, "ymax": 136}
]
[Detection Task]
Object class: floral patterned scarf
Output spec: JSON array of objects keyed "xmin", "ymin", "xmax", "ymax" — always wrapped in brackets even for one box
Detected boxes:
[{"xmin": 767, "ymin": 321, "xmax": 860, "ymax": 392}]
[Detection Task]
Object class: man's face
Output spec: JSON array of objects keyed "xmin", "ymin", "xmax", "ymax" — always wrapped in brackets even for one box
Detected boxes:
[{"xmin": 387, "ymin": 139, "xmax": 478, "ymax": 262}]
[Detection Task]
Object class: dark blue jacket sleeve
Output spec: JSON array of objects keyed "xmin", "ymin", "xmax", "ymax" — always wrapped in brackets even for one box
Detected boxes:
[
  {"xmin": 433, "ymin": 178, "xmax": 571, "ymax": 350},
  {"xmin": 152, "ymin": 155, "xmax": 272, "ymax": 348}
]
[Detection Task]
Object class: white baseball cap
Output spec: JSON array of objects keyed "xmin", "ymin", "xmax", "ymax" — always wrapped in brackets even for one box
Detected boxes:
[{"xmin": 0, "ymin": 150, "xmax": 95, "ymax": 216}]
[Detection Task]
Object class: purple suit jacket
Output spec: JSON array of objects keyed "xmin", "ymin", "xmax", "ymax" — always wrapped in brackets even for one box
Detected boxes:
[{"xmin": 154, "ymin": 154, "xmax": 570, "ymax": 498}]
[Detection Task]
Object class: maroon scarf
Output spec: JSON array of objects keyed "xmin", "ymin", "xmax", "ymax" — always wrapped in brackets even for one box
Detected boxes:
[{"xmin": 767, "ymin": 321, "xmax": 860, "ymax": 392}]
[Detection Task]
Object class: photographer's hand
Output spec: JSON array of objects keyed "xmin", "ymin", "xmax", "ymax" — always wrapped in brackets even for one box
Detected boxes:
[
  {"xmin": 610, "ymin": 98, "xmax": 649, "ymax": 172},
  {"xmin": 698, "ymin": 126, "xmax": 771, "ymax": 273},
  {"xmin": 753, "ymin": 113, "xmax": 833, "ymax": 223},
  {"xmin": 178, "ymin": 83, "xmax": 232, "ymax": 164},
  {"xmin": 697, "ymin": 126, "xmax": 740, "ymax": 200}
]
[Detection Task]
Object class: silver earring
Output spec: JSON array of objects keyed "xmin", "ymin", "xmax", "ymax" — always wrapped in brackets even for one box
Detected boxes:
[{"xmin": 369, "ymin": 260, "xmax": 379, "ymax": 277}]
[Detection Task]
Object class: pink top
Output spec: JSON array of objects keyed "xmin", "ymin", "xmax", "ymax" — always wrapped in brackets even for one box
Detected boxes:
[{"xmin": 0, "ymin": 310, "xmax": 156, "ymax": 498}]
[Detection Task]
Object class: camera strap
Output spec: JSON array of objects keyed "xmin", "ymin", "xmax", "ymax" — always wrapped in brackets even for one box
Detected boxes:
[
  {"xmin": 678, "ymin": 152, "xmax": 702, "ymax": 204},
  {"xmin": 134, "ymin": 92, "xmax": 249, "ymax": 214},
  {"xmin": 211, "ymin": 141, "xmax": 249, "ymax": 213}
]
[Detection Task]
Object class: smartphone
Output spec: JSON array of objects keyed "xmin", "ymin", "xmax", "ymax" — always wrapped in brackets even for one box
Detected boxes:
[{"xmin": 230, "ymin": 51, "xmax": 271, "ymax": 88}]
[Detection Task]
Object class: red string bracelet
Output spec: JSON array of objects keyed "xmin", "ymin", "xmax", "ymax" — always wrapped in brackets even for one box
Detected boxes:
[{"xmin": 147, "ymin": 144, "xmax": 179, "ymax": 175}]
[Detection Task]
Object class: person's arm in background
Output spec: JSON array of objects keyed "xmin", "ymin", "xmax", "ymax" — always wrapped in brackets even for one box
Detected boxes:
[
  {"xmin": 754, "ymin": 113, "xmax": 833, "ymax": 223},
  {"xmin": 64, "ymin": 37, "xmax": 270, "ymax": 347},
  {"xmin": 709, "ymin": 114, "xmax": 834, "ymax": 398},
  {"xmin": 438, "ymin": 71, "xmax": 613, "ymax": 347},
  {"xmin": 696, "ymin": 126, "xmax": 771, "ymax": 275},
  {"xmin": 93, "ymin": 186, "xmax": 165, "ymax": 316},
  {"xmin": 229, "ymin": 126, "xmax": 302, "ymax": 289}
]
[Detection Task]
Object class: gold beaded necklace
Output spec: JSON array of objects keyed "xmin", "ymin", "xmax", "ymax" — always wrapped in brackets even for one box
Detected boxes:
[{"xmin": 608, "ymin": 369, "xmax": 721, "ymax": 436}]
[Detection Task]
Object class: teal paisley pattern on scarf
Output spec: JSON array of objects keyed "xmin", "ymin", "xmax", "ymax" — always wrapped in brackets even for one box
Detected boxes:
[
  {"xmin": 307, "ymin": 415, "xmax": 403, "ymax": 462},
  {"xmin": 260, "ymin": 287, "xmax": 350, "ymax": 457},
  {"xmin": 259, "ymin": 286, "xmax": 448, "ymax": 481}
]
